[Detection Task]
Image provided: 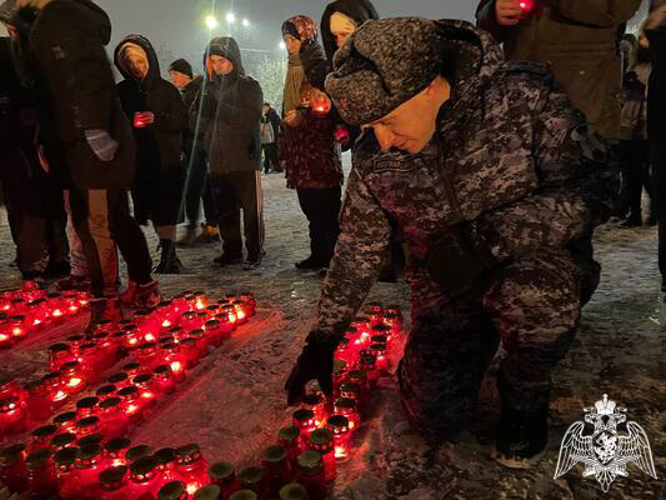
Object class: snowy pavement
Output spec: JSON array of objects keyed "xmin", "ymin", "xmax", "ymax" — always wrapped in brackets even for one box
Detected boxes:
[{"xmin": 0, "ymin": 162, "xmax": 664, "ymax": 499}]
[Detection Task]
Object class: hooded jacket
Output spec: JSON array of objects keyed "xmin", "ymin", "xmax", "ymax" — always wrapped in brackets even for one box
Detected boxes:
[
  {"xmin": 193, "ymin": 37, "xmax": 263, "ymax": 176},
  {"xmin": 26, "ymin": 0, "xmax": 136, "ymax": 189},
  {"xmin": 114, "ymin": 34, "xmax": 187, "ymax": 173},
  {"xmin": 301, "ymin": 0, "xmax": 379, "ymax": 92},
  {"xmin": 476, "ymin": 0, "xmax": 642, "ymax": 141},
  {"xmin": 181, "ymin": 75, "xmax": 203, "ymax": 151},
  {"xmin": 316, "ymin": 20, "xmax": 617, "ymax": 334}
]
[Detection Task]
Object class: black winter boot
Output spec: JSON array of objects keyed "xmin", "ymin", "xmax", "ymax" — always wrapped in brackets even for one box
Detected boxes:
[
  {"xmin": 154, "ymin": 239, "xmax": 182, "ymax": 274},
  {"xmin": 85, "ymin": 297, "xmax": 121, "ymax": 334}
]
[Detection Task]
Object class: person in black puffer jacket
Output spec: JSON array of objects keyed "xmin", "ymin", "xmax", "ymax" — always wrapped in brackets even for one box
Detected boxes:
[{"xmin": 114, "ymin": 35, "xmax": 188, "ymax": 274}]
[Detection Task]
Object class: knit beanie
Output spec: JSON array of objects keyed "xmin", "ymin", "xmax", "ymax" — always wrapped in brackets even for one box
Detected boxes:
[
  {"xmin": 168, "ymin": 58, "xmax": 193, "ymax": 78},
  {"xmin": 325, "ymin": 17, "xmax": 449, "ymax": 126}
]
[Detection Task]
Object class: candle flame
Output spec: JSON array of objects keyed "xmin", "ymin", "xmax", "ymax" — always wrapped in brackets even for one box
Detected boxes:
[
  {"xmin": 128, "ymin": 338, "xmax": 138, "ymax": 345},
  {"xmin": 53, "ymin": 390, "xmax": 67, "ymax": 402},
  {"xmin": 33, "ymin": 319, "xmax": 41, "ymax": 326},
  {"xmin": 68, "ymin": 377, "xmax": 82, "ymax": 388},
  {"xmin": 236, "ymin": 309, "xmax": 246, "ymax": 320},
  {"xmin": 170, "ymin": 361, "xmax": 182, "ymax": 372},
  {"xmin": 161, "ymin": 320, "xmax": 172, "ymax": 328},
  {"xmin": 334, "ymin": 446, "xmax": 348, "ymax": 458},
  {"xmin": 112, "ymin": 459, "xmax": 125, "ymax": 467},
  {"xmin": 126, "ymin": 404, "xmax": 139, "ymax": 414},
  {"xmin": 187, "ymin": 483, "xmax": 199, "ymax": 495},
  {"xmin": 12, "ymin": 327, "xmax": 23, "ymax": 336},
  {"xmin": 0, "ymin": 334, "xmax": 8, "ymax": 342},
  {"xmin": 228, "ymin": 312, "xmax": 237, "ymax": 323},
  {"xmin": 141, "ymin": 391, "xmax": 154, "ymax": 399},
  {"xmin": 195, "ymin": 300, "xmax": 205, "ymax": 310},
  {"xmin": 144, "ymin": 333, "xmax": 156, "ymax": 342},
  {"xmin": 52, "ymin": 309, "xmax": 63, "ymax": 317}
]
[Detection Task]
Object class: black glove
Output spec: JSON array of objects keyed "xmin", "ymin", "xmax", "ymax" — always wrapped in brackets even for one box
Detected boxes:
[
  {"xmin": 425, "ymin": 221, "xmax": 498, "ymax": 292},
  {"xmin": 285, "ymin": 329, "xmax": 339, "ymax": 406}
]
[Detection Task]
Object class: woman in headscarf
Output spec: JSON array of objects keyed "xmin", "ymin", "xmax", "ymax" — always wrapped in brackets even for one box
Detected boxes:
[{"xmin": 279, "ymin": 15, "xmax": 343, "ymax": 271}]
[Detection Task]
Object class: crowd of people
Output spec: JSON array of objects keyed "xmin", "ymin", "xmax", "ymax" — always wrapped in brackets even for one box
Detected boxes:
[{"xmin": 1, "ymin": 0, "xmax": 665, "ymax": 474}]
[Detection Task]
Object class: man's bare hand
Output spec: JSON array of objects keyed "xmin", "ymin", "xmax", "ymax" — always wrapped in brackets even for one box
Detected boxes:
[{"xmin": 496, "ymin": 0, "xmax": 523, "ymax": 26}]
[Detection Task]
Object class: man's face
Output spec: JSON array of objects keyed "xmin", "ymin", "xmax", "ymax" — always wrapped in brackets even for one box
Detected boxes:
[
  {"xmin": 366, "ymin": 82, "xmax": 444, "ymax": 154},
  {"xmin": 126, "ymin": 53, "xmax": 148, "ymax": 80},
  {"xmin": 169, "ymin": 70, "xmax": 190, "ymax": 90},
  {"xmin": 209, "ymin": 55, "xmax": 233, "ymax": 76}
]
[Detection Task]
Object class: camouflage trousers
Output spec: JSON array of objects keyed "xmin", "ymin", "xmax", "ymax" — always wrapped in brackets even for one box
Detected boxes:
[{"xmin": 398, "ymin": 250, "xmax": 581, "ymax": 442}]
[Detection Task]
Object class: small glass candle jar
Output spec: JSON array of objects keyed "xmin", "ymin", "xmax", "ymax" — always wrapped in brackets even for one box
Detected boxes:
[
  {"xmin": 129, "ymin": 456, "xmax": 161, "ymax": 498},
  {"xmin": 301, "ymin": 394, "xmax": 327, "ymax": 428},
  {"xmin": 262, "ymin": 445, "xmax": 293, "ymax": 497},
  {"xmin": 49, "ymin": 343, "xmax": 74, "ymax": 372},
  {"xmin": 238, "ymin": 466, "xmax": 267, "ymax": 499},
  {"xmin": 104, "ymin": 437, "xmax": 132, "ymax": 468},
  {"xmin": 188, "ymin": 329, "xmax": 208, "ymax": 358},
  {"xmin": 77, "ymin": 433, "xmax": 104, "ymax": 449},
  {"xmin": 333, "ymin": 398, "xmax": 361, "ymax": 431},
  {"xmin": 368, "ymin": 343, "xmax": 388, "ymax": 373},
  {"xmin": 326, "ymin": 415, "xmax": 352, "ymax": 462},
  {"xmin": 30, "ymin": 424, "xmax": 58, "ymax": 452},
  {"xmin": 60, "ymin": 361, "xmax": 86, "ymax": 395},
  {"xmin": 154, "ymin": 365, "xmax": 176, "ymax": 395},
  {"xmin": 133, "ymin": 374, "xmax": 157, "ymax": 413},
  {"xmin": 66, "ymin": 334, "xmax": 87, "ymax": 355},
  {"xmin": 9, "ymin": 314, "xmax": 27, "ymax": 340},
  {"xmin": 137, "ymin": 342, "xmax": 160, "ymax": 370},
  {"xmin": 345, "ymin": 370, "xmax": 369, "ymax": 398},
  {"xmin": 279, "ymin": 483, "xmax": 308, "ymax": 500},
  {"xmin": 51, "ymin": 432, "xmax": 77, "ymax": 452},
  {"xmin": 107, "ymin": 372, "xmax": 130, "ymax": 390},
  {"xmin": 194, "ymin": 484, "xmax": 221, "ymax": 500},
  {"xmin": 338, "ymin": 383, "xmax": 362, "ymax": 407},
  {"xmin": 180, "ymin": 338, "xmax": 200, "ymax": 368},
  {"xmin": 334, "ymin": 337, "xmax": 353, "ymax": 366},
  {"xmin": 54, "ymin": 447, "xmax": 79, "ymax": 499},
  {"xmin": 26, "ymin": 448, "xmax": 58, "ymax": 499},
  {"xmin": 0, "ymin": 320, "xmax": 11, "ymax": 349},
  {"xmin": 43, "ymin": 372, "xmax": 69, "ymax": 411},
  {"xmin": 181, "ymin": 311, "xmax": 198, "ymax": 332},
  {"xmin": 294, "ymin": 451, "xmax": 326, "ymax": 500},
  {"xmin": 117, "ymin": 386, "xmax": 142, "ymax": 421},
  {"xmin": 0, "ymin": 443, "xmax": 29, "ymax": 493},
  {"xmin": 292, "ymin": 409, "xmax": 317, "ymax": 441},
  {"xmin": 76, "ymin": 396, "xmax": 100, "ymax": 418},
  {"xmin": 229, "ymin": 490, "xmax": 258, "ymax": 500},
  {"xmin": 74, "ymin": 416, "xmax": 101, "ymax": 439},
  {"xmin": 122, "ymin": 362, "xmax": 143, "ymax": 379},
  {"xmin": 232, "ymin": 300, "xmax": 247, "ymax": 325},
  {"xmin": 175, "ymin": 443, "xmax": 209, "ymax": 494},
  {"xmin": 24, "ymin": 379, "xmax": 53, "ymax": 422},
  {"xmin": 278, "ymin": 426, "xmax": 303, "ymax": 465},
  {"xmin": 53, "ymin": 411, "xmax": 78, "ymax": 433},
  {"xmin": 204, "ymin": 319, "xmax": 223, "ymax": 347},
  {"xmin": 168, "ymin": 325, "xmax": 187, "ymax": 343},
  {"xmin": 214, "ymin": 313, "xmax": 234, "ymax": 336},
  {"xmin": 220, "ymin": 305, "xmax": 237, "ymax": 325},
  {"xmin": 205, "ymin": 304, "xmax": 220, "ymax": 318},
  {"xmin": 99, "ymin": 397, "xmax": 129, "ymax": 440},
  {"xmin": 239, "ymin": 292, "xmax": 256, "ymax": 317},
  {"xmin": 153, "ymin": 447, "xmax": 177, "ymax": 485},
  {"xmin": 209, "ymin": 461, "xmax": 239, "ymax": 499},
  {"xmin": 0, "ymin": 396, "xmax": 27, "ymax": 436},
  {"xmin": 96, "ymin": 384, "xmax": 118, "ymax": 401},
  {"xmin": 126, "ymin": 444, "xmax": 152, "ymax": 465},
  {"xmin": 162, "ymin": 342, "xmax": 187, "ymax": 381},
  {"xmin": 158, "ymin": 480, "xmax": 188, "ymax": 500},
  {"xmin": 100, "ymin": 465, "xmax": 130, "ymax": 500},
  {"xmin": 332, "ymin": 360, "xmax": 349, "ymax": 390},
  {"xmin": 75, "ymin": 443, "xmax": 104, "ymax": 497},
  {"xmin": 307, "ymin": 429, "xmax": 335, "ymax": 482}
]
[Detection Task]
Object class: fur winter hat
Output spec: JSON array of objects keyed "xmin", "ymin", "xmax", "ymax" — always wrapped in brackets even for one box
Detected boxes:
[
  {"xmin": 325, "ymin": 17, "xmax": 449, "ymax": 126},
  {"xmin": 281, "ymin": 15, "xmax": 318, "ymax": 43}
]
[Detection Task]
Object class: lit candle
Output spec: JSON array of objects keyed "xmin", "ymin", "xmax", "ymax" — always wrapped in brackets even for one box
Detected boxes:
[
  {"xmin": 326, "ymin": 415, "xmax": 352, "ymax": 462},
  {"xmin": 239, "ymin": 292, "xmax": 256, "ymax": 317},
  {"xmin": 49, "ymin": 343, "xmax": 74, "ymax": 372},
  {"xmin": 75, "ymin": 396, "xmax": 100, "ymax": 418},
  {"xmin": 10, "ymin": 315, "xmax": 26, "ymax": 339},
  {"xmin": 238, "ymin": 466, "xmax": 267, "ymax": 499},
  {"xmin": 117, "ymin": 386, "xmax": 142, "ymax": 422},
  {"xmin": 278, "ymin": 426, "xmax": 303, "ymax": 465},
  {"xmin": 333, "ymin": 398, "xmax": 360, "ymax": 431},
  {"xmin": 292, "ymin": 409, "xmax": 317, "ymax": 441},
  {"xmin": 74, "ymin": 444, "xmax": 104, "ymax": 494},
  {"xmin": 26, "ymin": 449, "xmax": 58, "ymax": 499},
  {"xmin": 99, "ymin": 397, "xmax": 129, "ymax": 440},
  {"xmin": 209, "ymin": 461, "xmax": 239, "ymax": 499},
  {"xmin": 30, "ymin": 424, "xmax": 59, "ymax": 452},
  {"xmin": 95, "ymin": 384, "xmax": 118, "ymax": 401},
  {"xmin": 74, "ymin": 416, "xmax": 101, "ymax": 439},
  {"xmin": 24, "ymin": 379, "xmax": 53, "ymax": 422},
  {"xmin": 261, "ymin": 445, "xmax": 293, "ymax": 497},
  {"xmin": 59, "ymin": 361, "xmax": 86, "ymax": 395},
  {"xmin": 53, "ymin": 411, "xmax": 78, "ymax": 434},
  {"xmin": 0, "ymin": 443, "xmax": 29, "ymax": 493},
  {"xmin": 301, "ymin": 394, "xmax": 327, "ymax": 428},
  {"xmin": 125, "ymin": 444, "xmax": 152, "ymax": 465},
  {"xmin": 307, "ymin": 429, "xmax": 335, "ymax": 482},
  {"xmin": 43, "ymin": 372, "xmax": 69, "ymax": 411},
  {"xmin": 174, "ymin": 443, "xmax": 210, "ymax": 494},
  {"xmin": 294, "ymin": 451, "xmax": 326, "ymax": 500},
  {"xmin": 129, "ymin": 456, "xmax": 162, "ymax": 498},
  {"xmin": 103, "ymin": 438, "xmax": 132, "ymax": 468},
  {"xmin": 54, "ymin": 447, "xmax": 79, "ymax": 500},
  {"xmin": 204, "ymin": 319, "xmax": 223, "ymax": 347},
  {"xmin": 0, "ymin": 396, "xmax": 27, "ymax": 435},
  {"xmin": 50, "ymin": 432, "xmax": 77, "ymax": 452},
  {"xmin": 153, "ymin": 365, "xmax": 176, "ymax": 395},
  {"xmin": 99, "ymin": 465, "xmax": 130, "ymax": 500},
  {"xmin": 153, "ymin": 447, "xmax": 177, "ymax": 485}
]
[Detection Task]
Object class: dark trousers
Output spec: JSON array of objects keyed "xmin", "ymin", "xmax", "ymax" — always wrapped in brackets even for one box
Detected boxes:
[
  {"xmin": 211, "ymin": 171, "xmax": 264, "ymax": 259},
  {"xmin": 399, "ymin": 250, "xmax": 580, "ymax": 442},
  {"xmin": 619, "ymin": 139, "xmax": 653, "ymax": 220},
  {"xmin": 652, "ymin": 142, "xmax": 666, "ymax": 283},
  {"xmin": 262, "ymin": 143, "xmax": 279, "ymax": 173},
  {"xmin": 68, "ymin": 189, "xmax": 152, "ymax": 297},
  {"xmin": 184, "ymin": 146, "xmax": 217, "ymax": 227},
  {"xmin": 297, "ymin": 187, "xmax": 342, "ymax": 263}
]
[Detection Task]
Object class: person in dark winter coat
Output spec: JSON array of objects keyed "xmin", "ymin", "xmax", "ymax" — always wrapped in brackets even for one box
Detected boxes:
[
  {"xmin": 280, "ymin": 15, "xmax": 344, "ymax": 270},
  {"xmin": 285, "ymin": 18, "xmax": 617, "ymax": 468},
  {"xmin": 114, "ymin": 35, "xmax": 187, "ymax": 274},
  {"xmin": 192, "ymin": 36, "xmax": 265, "ymax": 269},
  {"xmin": 6, "ymin": 0, "xmax": 161, "ymax": 327},
  {"xmin": 0, "ymin": 34, "xmax": 69, "ymax": 281},
  {"xmin": 261, "ymin": 102, "xmax": 281, "ymax": 174},
  {"xmin": 169, "ymin": 58, "xmax": 219, "ymax": 246}
]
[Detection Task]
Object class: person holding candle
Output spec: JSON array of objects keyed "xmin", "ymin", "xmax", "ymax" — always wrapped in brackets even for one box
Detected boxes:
[
  {"xmin": 114, "ymin": 34, "xmax": 187, "ymax": 275},
  {"xmin": 279, "ymin": 15, "xmax": 344, "ymax": 271},
  {"xmin": 285, "ymin": 18, "xmax": 617, "ymax": 468}
]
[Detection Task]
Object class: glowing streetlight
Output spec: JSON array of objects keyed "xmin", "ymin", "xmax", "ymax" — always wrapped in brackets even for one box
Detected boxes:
[
  {"xmin": 205, "ymin": 15, "xmax": 218, "ymax": 30},
  {"xmin": 242, "ymin": 18, "xmax": 250, "ymax": 27},
  {"xmin": 226, "ymin": 12, "xmax": 236, "ymax": 24},
  {"xmin": 279, "ymin": 41, "xmax": 286, "ymax": 51}
]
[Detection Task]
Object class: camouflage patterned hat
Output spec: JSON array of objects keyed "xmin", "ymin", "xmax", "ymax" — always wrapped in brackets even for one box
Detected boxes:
[
  {"xmin": 325, "ymin": 17, "xmax": 448, "ymax": 126},
  {"xmin": 0, "ymin": 0, "xmax": 18, "ymax": 24}
]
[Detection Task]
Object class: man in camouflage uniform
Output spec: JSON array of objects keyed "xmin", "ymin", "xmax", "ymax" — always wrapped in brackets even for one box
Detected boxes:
[{"xmin": 285, "ymin": 18, "xmax": 617, "ymax": 467}]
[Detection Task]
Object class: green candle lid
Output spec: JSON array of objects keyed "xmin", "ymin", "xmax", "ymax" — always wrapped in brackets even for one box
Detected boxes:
[
  {"xmin": 279, "ymin": 483, "xmax": 308, "ymax": 500},
  {"xmin": 105, "ymin": 437, "xmax": 131, "ymax": 454},
  {"xmin": 54, "ymin": 447, "xmax": 77, "ymax": 466},
  {"xmin": 194, "ymin": 485, "xmax": 221, "ymax": 500},
  {"xmin": 262, "ymin": 445, "xmax": 286, "ymax": 463},
  {"xmin": 209, "ymin": 461, "xmax": 235, "ymax": 481},
  {"xmin": 239, "ymin": 465, "xmax": 264, "ymax": 485},
  {"xmin": 158, "ymin": 480, "xmax": 186, "ymax": 499},
  {"xmin": 309, "ymin": 429, "xmax": 333, "ymax": 446},
  {"xmin": 126, "ymin": 444, "xmax": 152, "ymax": 462},
  {"xmin": 229, "ymin": 490, "xmax": 257, "ymax": 500},
  {"xmin": 297, "ymin": 450, "xmax": 322, "ymax": 469}
]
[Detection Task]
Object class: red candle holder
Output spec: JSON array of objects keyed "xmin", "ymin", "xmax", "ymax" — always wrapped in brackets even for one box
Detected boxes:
[
  {"xmin": 74, "ymin": 416, "xmax": 101, "ymax": 439},
  {"xmin": 278, "ymin": 426, "xmax": 303, "ymax": 464},
  {"xmin": 326, "ymin": 415, "xmax": 352, "ymax": 462},
  {"xmin": 181, "ymin": 311, "xmax": 198, "ymax": 332},
  {"xmin": 174, "ymin": 443, "xmax": 209, "ymax": 494},
  {"xmin": 0, "ymin": 379, "xmax": 19, "ymax": 400},
  {"xmin": 220, "ymin": 305, "xmax": 237, "ymax": 326},
  {"xmin": 26, "ymin": 448, "xmax": 58, "ymax": 498},
  {"xmin": 158, "ymin": 480, "xmax": 188, "ymax": 500},
  {"xmin": 359, "ymin": 352, "xmax": 378, "ymax": 386},
  {"xmin": 60, "ymin": 361, "xmax": 86, "ymax": 395},
  {"xmin": 117, "ymin": 386, "xmax": 142, "ymax": 421},
  {"xmin": 338, "ymin": 383, "xmax": 362, "ymax": 408},
  {"xmin": 295, "ymin": 451, "xmax": 326, "ymax": 500},
  {"xmin": 75, "ymin": 443, "xmax": 104, "ymax": 495},
  {"xmin": 27, "ymin": 298, "xmax": 48, "ymax": 329},
  {"xmin": 0, "ymin": 443, "xmax": 29, "ymax": 493},
  {"xmin": 100, "ymin": 465, "xmax": 130, "ymax": 500},
  {"xmin": 153, "ymin": 365, "xmax": 176, "ymax": 395},
  {"xmin": 51, "ymin": 432, "xmax": 77, "ymax": 452},
  {"xmin": 238, "ymin": 466, "xmax": 267, "ymax": 499},
  {"xmin": 66, "ymin": 334, "xmax": 87, "ymax": 355},
  {"xmin": 54, "ymin": 447, "xmax": 79, "ymax": 500},
  {"xmin": 307, "ymin": 429, "xmax": 335, "ymax": 482},
  {"xmin": 232, "ymin": 300, "xmax": 247, "ymax": 325},
  {"xmin": 168, "ymin": 326, "xmax": 187, "ymax": 343},
  {"xmin": 368, "ymin": 343, "xmax": 388, "ymax": 372},
  {"xmin": 75, "ymin": 396, "xmax": 100, "ymax": 419},
  {"xmin": 107, "ymin": 372, "xmax": 131, "ymax": 390},
  {"xmin": 204, "ymin": 319, "xmax": 223, "ymax": 347},
  {"xmin": 129, "ymin": 456, "xmax": 162, "ymax": 498},
  {"xmin": 301, "ymin": 394, "xmax": 327, "ymax": 428},
  {"xmin": 345, "ymin": 370, "xmax": 369, "ymax": 403},
  {"xmin": 333, "ymin": 398, "xmax": 360, "ymax": 432},
  {"xmin": 96, "ymin": 384, "xmax": 118, "ymax": 401},
  {"xmin": 180, "ymin": 338, "xmax": 200, "ymax": 368},
  {"xmin": 49, "ymin": 343, "xmax": 75, "ymax": 372},
  {"xmin": 24, "ymin": 379, "xmax": 53, "ymax": 422},
  {"xmin": 77, "ymin": 433, "xmax": 104, "ymax": 450},
  {"xmin": 214, "ymin": 313, "xmax": 234, "ymax": 336},
  {"xmin": 133, "ymin": 374, "xmax": 157, "ymax": 413},
  {"xmin": 279, "ymin": 483, "xmax": 308, "ymax": 500},
  {"xmin": 209, "ymin": 461, "xmax": 239, "ymax": 499},
  {"xmin": 0, "ymin": 396, "xmax": 27, "ymax": 436},
  {"xmin": 262, "ymin": 445, "xmax": 293, "ymax": 497},
  {"xmin": 126, "ymin": 444, "xmax": 152, "ymax": 465},
  {"xmin": 239, "ymin": 292, "xmax": 256, "ymax": 317},
  {"xmin": 137, "ymin": 342, "xmax": 160, "ymax": 370},
  {"xmin": 292, "ymin": 409, "xmax": 317, "ymax": 441},
  {"xmin": 122, "ymin": 362, "xmax": 143, "ymax": 379},
  {"xmin": 63, "ymin": 293, "xmax": 81, "ymax": 316},
  {"xmin": 162, "ymin": 343, "xmax": 186, "ymax": 381},
  {"xmin": 0, "ymin": 318, "xmax": 11, "ymax": 349},
  {"xmin": 30, "ymin": 424, "xmax": 58, "ymax": 452},
  {"xmin": 99, "ymin": 397, "xmax": 129, "ymax": 440},
  {"xmin": 188, "ymin": 329, "xmax": 209, "ymax": 358},
  {"xmin": 53, "ymin": 411, "xmax": 78, "ymax": 434},
  {"xmin": 43, "ymin": 372, "xmax": 69, "ymax": 411},
  {"xmin": 79, "ymin": 343, "xmax": 103, "ymax": 384},
  {"xmin": 104, "ymin": 438, "xmax": 132, "ymax": 468},
  {"xmin": 153, "ymin": 447, "xmax": 177, "ymax": 486},
  {"xmin": 9, "ymin": 315, "xmax": 26, "ymax": 340}
]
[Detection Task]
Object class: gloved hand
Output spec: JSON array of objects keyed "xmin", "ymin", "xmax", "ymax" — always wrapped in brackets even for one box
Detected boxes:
[
  {"xmin": 285, "ymin": 329, "xmax": 339, "ymax": 406},
  {"xmin": 85, "ymin": 129, "xmax": 119, "ymax": 162},
  {"xmin": 425, "ymin": 220, "xmax": 498, "ymax": 292}
]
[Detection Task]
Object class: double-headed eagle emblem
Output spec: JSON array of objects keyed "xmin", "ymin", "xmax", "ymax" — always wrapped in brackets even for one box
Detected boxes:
[{"xmin": 554, "ymin": 395, "xmax": 657, "ymax": 492}]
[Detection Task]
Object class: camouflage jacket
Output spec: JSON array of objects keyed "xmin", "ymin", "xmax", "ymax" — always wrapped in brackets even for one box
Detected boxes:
[{"xmin": 316, "ymin": 20, "xmax": 617, "ymax": 335}]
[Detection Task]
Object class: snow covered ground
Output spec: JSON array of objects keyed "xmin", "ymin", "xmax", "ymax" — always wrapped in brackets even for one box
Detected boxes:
[{"xmin": 0, "ymin": 160, "xmax": 663, "ymax": 499}]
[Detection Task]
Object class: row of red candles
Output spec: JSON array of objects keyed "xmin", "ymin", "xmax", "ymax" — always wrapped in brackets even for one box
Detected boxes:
[
  {"xmin": 0, "ymin": 281, "xmax": 91, "ymax": 349},
  {"xmin": 0, "ymin": 290, "xmax": 256, "ymax": 441},
  {"xmin": 0, "ymin": 289, "xmax": 259, "ymax": 499},
  {"xmin": 0, "ymin": 297, "xmax": 403, "ymax": 499}
]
